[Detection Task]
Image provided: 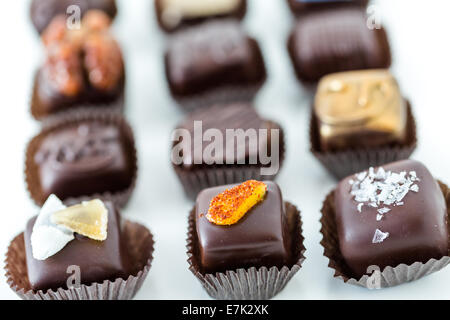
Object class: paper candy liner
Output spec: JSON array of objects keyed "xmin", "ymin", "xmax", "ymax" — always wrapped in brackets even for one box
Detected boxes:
[
  {"xmin": 310, "ymin": 102, "xmax": 417, "ymax": 180},
  {"xmin": 30, "ymin": 70, "xmax": 125, "ymax": 125},
  {"xmin": 4, "ymin": 220, "xmax": 154, "ymax": 300},
  {"xmin": 25, "ymin": 110, "xmax": 138, "ymax": 208},
  {"xmin": 173, "ymin": 121, "xmax": 285, "ymax": 199},
  {"xmin": 319, "ymin": 181, "xmax": 450, "ymax": 288},
  {"xmin": 187, "ymin": 202, "xmax": 305, "ymax": 300}
]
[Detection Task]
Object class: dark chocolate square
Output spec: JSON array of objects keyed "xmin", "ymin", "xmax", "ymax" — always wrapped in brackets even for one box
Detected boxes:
[
  {"xmin": 334, "ymin": 160, "xmax": 448, "ymax": 278},
  {"xmin": 165, "ymin": 20, "xmax": 266, "ymax": 98},
  {"xmin": 174, "ymin": 103, "xmax": 283, "ymax": 170},
  {"xmin": 195, "ymin": 181, "xmax": 292, "ymax": 273},
  {"xmin": 288, "ymin": 7, "xmax": 391, "ymax": 83},
  {"xmin": 33, "ymin": 121, "xmax": 134, "ymax": 202},
  {"xmin": 24, "ymin": 201, "xmax": 130, "ymax": 291},
  {"xmin": 31, "ymin": 0, "xmax": 118, "ymax": 33}
]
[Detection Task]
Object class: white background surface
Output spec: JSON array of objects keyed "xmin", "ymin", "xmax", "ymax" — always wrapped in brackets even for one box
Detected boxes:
[{"xmin": 0, "ymin": 0, "xmax": 449, "ymax": 300}]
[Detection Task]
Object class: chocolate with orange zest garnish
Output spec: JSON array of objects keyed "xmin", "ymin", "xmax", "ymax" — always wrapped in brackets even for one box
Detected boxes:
[{"xmin": 206, "ymin": 180, "xmax": 267, "ymax": 225}]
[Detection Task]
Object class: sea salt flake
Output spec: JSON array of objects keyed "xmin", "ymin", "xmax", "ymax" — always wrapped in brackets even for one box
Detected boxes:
[
  {"xmin": 372, "ymin": 229, "xmax": 389, "ymax": 244},
  {"xmin": 410, "ymin": 184, "xmax": 419, "ymax": 192},
  {"xmin": 376, "ymin": 214, "xmax": 383, "ymax": 221},
  {"xmin": 377, "ymin": 207, "xmax": 391, "ymax": 214},
  {"xmin": 357, "ymin": 203, "xmax": 364, "ymax": 213}
]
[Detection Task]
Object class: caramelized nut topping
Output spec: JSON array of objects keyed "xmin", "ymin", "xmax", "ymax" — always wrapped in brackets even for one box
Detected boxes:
[{"xmin": 40, "ymin": 10, "xmax": 122, "ymax": 96}]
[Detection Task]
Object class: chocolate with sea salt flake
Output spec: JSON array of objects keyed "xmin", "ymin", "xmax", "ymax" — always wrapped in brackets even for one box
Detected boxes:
[{"xmin": 333, "ymin": 160, "xmax": 448, "ymax": 279}]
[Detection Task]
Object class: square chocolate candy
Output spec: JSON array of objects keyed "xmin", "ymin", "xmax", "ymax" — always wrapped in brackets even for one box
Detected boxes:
[
  {"xmin": 288, "ymin": 7, "xmax": 391, "ymax": 83},
  {"xmin": 24, "ymin": 201, "xmax": 131, "ymax": 291},
  {"xmin": 164, "ymin": 20, "xmax": 266, "ymax": 108},
  {"xmin": 155, "ymin": 0, "xmax": 247, "ymax": 33},
  {"xmin": 27, "ymin": 117, "xmax": 136, "ymax": 205},
  {"xmin": 334, "ymin": 160, "xmax": 448, "ymax": 278},
  {"xmin": 172, "ymin": 103, "xmax": 284, "ymax": 199},
  {"xmin": 194, "ymin": 181, "xmax": 292, "ymax": 273}
]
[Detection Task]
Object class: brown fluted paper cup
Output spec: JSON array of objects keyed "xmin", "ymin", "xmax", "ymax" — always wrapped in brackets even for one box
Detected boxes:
[
  {"xmin": 187, "ymin": 202, "xmax": 305, "ymax": 300},
  {"xmin": 319, "ymin": 181, "xmax": 450, "ymax": 288},
  {"xmin": 5, "ymin": 220, "xmax": 154, "ymax": 300}
]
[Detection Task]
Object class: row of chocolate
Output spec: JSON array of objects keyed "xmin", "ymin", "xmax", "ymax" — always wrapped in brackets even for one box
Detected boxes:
[
  {"xmin": 6, "ymin": 159, "xmax": 450, "ymax": 299},
  {"xmin": 31, "ymin": 0, "xmax": 392, "ymax": 118},
  {"xmin": 4, "ymin": 0, "xmax": 438, "ymax": 300}
]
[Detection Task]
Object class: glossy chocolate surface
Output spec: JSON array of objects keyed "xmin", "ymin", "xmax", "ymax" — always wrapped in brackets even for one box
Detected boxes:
[
  {"xmin": 287, "ymin": 0, "xmax": 368, "ymax": 16},
  {"xmin": 174, "ymin": 103, "xmax": 283, "ymax": 170},
  {"xmin": 31, "ymin": 0, "xmax": 117, "ymax": 34},
  {"xmin": 334, "ymin": 160, "xmax": 448, "ymax": 278},
  {"xmin": 24, "ymin": 202, "xmax": 131, "ymax": 291},
  {"xmin": 288, "ymin": 8, "xmax": 391, "ymax": 83},
  {"xmin": 34, "ymin": 121, "xmax": 134, "ymax": 201},
  {"xmin": 165, "ymin": 20, "xmax": 266, "ymax": 97},
  {"xmin": 314, "ymin": 70, "xmax": 408, "ymax": 152},
  {"xmin": 155, "ymin": 0, "xmax": 246, "ymax": 32},
  {"xmin": 195, "ymin": 181, "xmax": 292, "ymax": 273}
]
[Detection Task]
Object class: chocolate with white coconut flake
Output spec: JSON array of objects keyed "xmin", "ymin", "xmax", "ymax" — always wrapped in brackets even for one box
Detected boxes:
[{"xmin": 334, "ymin": 159, "xmax": 448, "ymax": 278}]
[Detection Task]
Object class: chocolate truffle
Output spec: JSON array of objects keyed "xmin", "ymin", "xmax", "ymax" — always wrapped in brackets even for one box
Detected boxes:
[
  {"xmin": 288, "ymin": 8, "xmax": 391, "ymax": 83},
  {"xmin": 31, "ymin": 11, "xmax": 125, "ymax": 120},
  {"xmin": 287, "ymin": 0, "xmax": 368, "ymax": 16},
  {"xmin": 172, "ymin": 103, "xmax": 284, "ymax": 198},
  {"xmin": 334, "ymin": 160, "xmax": 449, "ymax": 278},
  {"xmin": 31, "ymin": 0, "xmax": 117, "ymax": 34},
  {"xmin": 155, "ymin": 0, "xmax": 247, "ymax": 33},
  {"xmin": 26, "ymin": 115, "xmax": 136, "ymax": 206},
  {"xmin": 195, "ymin": 181, "xmax": 292, "ymax": 273},
  {"xmin": 24, "ymin": 201, "xmax": 131, "ymax": 291},
  {"xmin": 164, "ymin": 20, "xmax": 266, "ymax": 110},
  {"xmin": 314, "ymin": 70, "xmax": 408, "ymax": 152}
]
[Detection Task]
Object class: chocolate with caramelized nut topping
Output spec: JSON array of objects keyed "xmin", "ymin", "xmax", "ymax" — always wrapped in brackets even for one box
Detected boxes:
[
  {"xmin": 288, "ymin": 7, "xmax": 391, "ymax": 83},
  {"xmin": 31, "ymin": 11, "xmax": 125, "ymax": 120},
  {"xmin": 30, "ymin": 0, "xmax": 117, "ymax": 34},
  {"xmin": 334, "ymin": 160, "xmax": 449, "ymax": 279}
]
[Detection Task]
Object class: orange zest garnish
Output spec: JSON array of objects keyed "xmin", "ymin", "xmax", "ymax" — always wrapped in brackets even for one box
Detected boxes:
[{"xmin": 206, "ymin": 180, "xmax": 267, "ymax": 226}]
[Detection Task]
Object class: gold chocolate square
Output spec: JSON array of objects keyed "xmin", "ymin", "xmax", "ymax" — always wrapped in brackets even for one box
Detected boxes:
[{"xmin": 314, "ymin": 69, "xmax": 407, "ymax": 151}]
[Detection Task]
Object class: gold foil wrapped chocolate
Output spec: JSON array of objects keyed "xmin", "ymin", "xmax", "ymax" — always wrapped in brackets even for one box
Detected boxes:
[{"xmin": 314, "ymin": 69, "xmax": 407, "ymax": 152}]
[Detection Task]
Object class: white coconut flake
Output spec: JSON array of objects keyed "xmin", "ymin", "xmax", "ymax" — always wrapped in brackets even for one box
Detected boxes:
[
  {"xmin": 31, "ymin": 195, "xmax": 74, "ymax": 260},
  {"xmin": 372, "ymin": 229, "xmax": 389, "ymax": 244}
]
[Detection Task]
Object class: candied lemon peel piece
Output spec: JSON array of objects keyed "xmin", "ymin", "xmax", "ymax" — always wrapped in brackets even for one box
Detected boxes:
[
  {"xmin": 206, "ymin": 180, "xmax": 267, "ymax": 226},
  {"xmin": 51, "ymin": 199, "xmax": 108, "ymax": 241}
]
